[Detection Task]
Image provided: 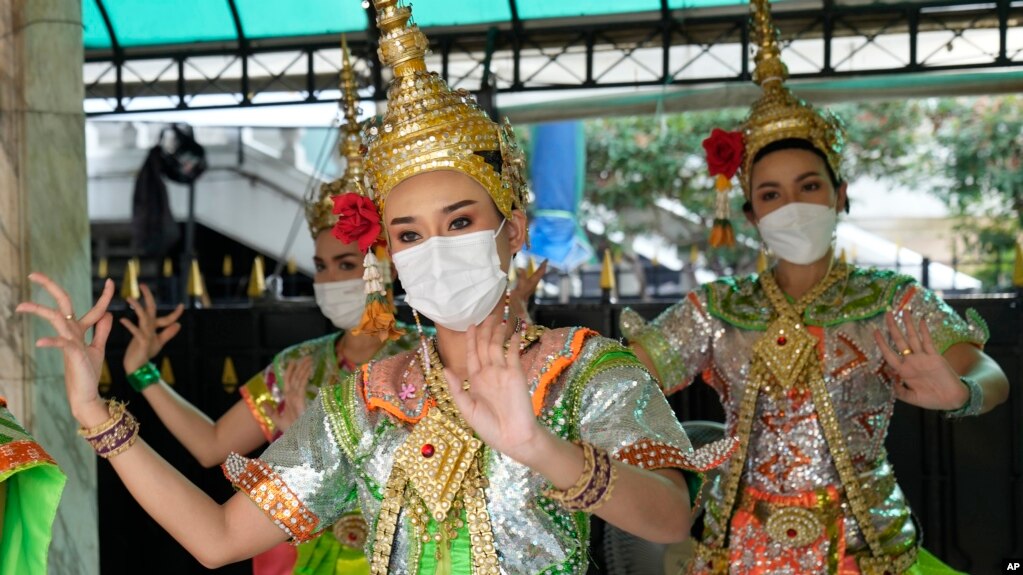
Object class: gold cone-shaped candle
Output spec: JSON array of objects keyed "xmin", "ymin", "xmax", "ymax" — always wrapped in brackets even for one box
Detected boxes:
[
  {"xmin": 1013, "ymin": 241, "xmax": 1023, "ymax": 288},
  {"xmin": 186, "ymin": 259, "xmax": 205, "ymax": 298},
  {"xmin": 248, "ymin": 256, "xmax": 266, "ymax": 298},
  {"xmin": 222, "ymin": 356, "xmax": 239, "ymax": 394},
  {"xmin": 160, "ymin": 356, "xmax": 176, "ymax": 385},
  {"xmin": 121, "ymin": 259, "xmax": 141, "ymax": 300},
  {"xmin": 600, "ymin": 249, "xmax": 616, "ymax": 292}
]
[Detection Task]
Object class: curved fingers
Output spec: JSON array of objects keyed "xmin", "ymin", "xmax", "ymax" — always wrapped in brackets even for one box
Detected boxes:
[
  {"xmin": 28, "ymin": 272, "xmax": 74, "ymax": 317},
  {"xmin": 91, "ymin": 313, "xmax": 114, "ymax": 351},
  {"xmin": 16, "ymin": 302, "xmax": 78, "ymax": 340},
  {"xmin": 79, "ymin": 279, "xmax": 116, "ymax": 327},
  {"xmin": 155, "ymin": 304, "xmax": 186, "ymax": 329},
  {"xmin": 141, "ymin": 283, "xmax": 158, "ymax": 318}
]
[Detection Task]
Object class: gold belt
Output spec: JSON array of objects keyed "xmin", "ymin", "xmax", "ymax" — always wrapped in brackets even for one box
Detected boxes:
[
  {"xmin": 691, "ymin": 539, "xmax": 918, "ymax": 575},
  {"xmin": 736, "ymin": 488, "xmax": 842, "ymax": 549},
  {"xmin": 691, "ymin": 487, "xmax": 919, "ymax": 575}
]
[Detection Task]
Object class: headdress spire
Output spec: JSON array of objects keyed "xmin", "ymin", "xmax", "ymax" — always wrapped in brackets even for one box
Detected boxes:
[
  {"xmin": 702, "ymin": 0, "xmax": 846, "ymax": 247},
  {"xmin": 306, "ymin": 35, "xmax": 368, "ymax": 237},
  {"xmin": 364, "ymin": 0, "xmax": 528, "ymax": 219},
  {"xmin": 738, "ymin": 0, "xmax": 845, "ymax": 195}
]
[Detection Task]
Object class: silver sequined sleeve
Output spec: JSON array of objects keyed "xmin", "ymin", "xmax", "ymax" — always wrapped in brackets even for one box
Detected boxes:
[
  {"xmin": 620, "ymin": 291, "xmax": 715, "ymax": 394},
  {"xmin": 572, "ymin": 338, "xmax": 737, "ymax": 506},
  {"xmin": 222, "ymin": 389, "xmax": 355, "ymax": 542},
  {"xmin": 894, "ymin": 282, "xmax": 989, "ymax": 353}
]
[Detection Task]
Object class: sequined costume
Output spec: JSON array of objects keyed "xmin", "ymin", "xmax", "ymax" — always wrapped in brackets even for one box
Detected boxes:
[
  {"xmin": 0, "ymin": 397, "xmax": 66, "ymax": 575},
  {"xmin": 241, "ymin": 326, "xmax": 425, "ymax": 442},
  {"xmin": 228, "ymin": 31, "xmax": 425, "ymax": 574},
  {"xmin": 238, "ymin": 325, "xmax": 426, "ymax": 575},
  {"xmin": 224, "ymin": 327, "xmax": 735, "ymax": 575},
  {"xmin": 225, "ymin": 2, "xmax": 734, "ymax": 573},
  {"xmin": 621, "ymin": 266, "xmax": 987, "ymax": 574}
]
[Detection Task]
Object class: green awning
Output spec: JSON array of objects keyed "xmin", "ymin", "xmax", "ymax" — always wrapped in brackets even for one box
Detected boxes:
[{"xmin": 83, "ymin": 0, "xmax": 756, "ymax": 52}]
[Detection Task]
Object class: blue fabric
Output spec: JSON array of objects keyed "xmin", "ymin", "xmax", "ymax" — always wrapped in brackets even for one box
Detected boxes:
[{"xmin": 525, "ymin": 122, "xmax": 593, "ymax": 271}]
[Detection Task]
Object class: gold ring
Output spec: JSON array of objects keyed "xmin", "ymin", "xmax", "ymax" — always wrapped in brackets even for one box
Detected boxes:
[
  {"xmin": 461, "ymin": 380, "xmax": 471, "ymax": 392},
  {"xmin": 65, "ymin": 314, "xmax": 75, "ymax": 321},
  {"xmin": 900, "ymin": 348, "xmax": 913, "ymax": 356}
]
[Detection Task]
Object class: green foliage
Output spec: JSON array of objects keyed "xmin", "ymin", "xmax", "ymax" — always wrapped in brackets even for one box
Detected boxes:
[
  {"xmin": 578, "ymin": 96, "xmax": 1023, "ymax": 287},
  {"xmin": 584, "ymin": 110, "xmax": 742, "ymax": 217},
  {"xmin": 929, "ymin": 97, "xmax": 1023, "ymax": 285}
]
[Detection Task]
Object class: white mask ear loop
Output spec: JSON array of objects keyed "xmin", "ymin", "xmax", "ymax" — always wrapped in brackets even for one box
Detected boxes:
[{"xmin": 493, "ymin": 219, "xmax": 508, "ymax": 238}]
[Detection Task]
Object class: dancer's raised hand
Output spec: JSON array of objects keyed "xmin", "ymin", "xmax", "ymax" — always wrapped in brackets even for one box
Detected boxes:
[
  {"xmin": 122, "ymin": 283, "xmax": 184, "ymax": 374},
  {"xmin": 16, "ymin": 273, "xmax": 116, "ymax": 425}
]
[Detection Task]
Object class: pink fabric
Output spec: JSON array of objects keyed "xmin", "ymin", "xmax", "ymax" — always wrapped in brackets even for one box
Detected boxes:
[{"xmin": 252, "ymin": 541, "xmax": 297, "ymax": 575}]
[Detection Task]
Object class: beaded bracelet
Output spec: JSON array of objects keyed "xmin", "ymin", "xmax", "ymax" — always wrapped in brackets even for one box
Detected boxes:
[
  {"xmin": 545, "ymin": 442, "xmax": 618, "ymax": 513},
  {"xmin": 945, "ymin": 375, "xmax": 984, "ymax": 418},
  {"xmin": 127, "ymin": 362, "xmax": 161, "ymax": 393},
  {"xmin": 77, "ymin": 400, "xmax": 140, "ymax": 458}
]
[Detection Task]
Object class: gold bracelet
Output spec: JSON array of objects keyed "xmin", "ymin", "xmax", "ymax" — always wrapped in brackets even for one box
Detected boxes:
[
  {"xmin": 545, "ymin": 442, "xmax": 618, "ymax": 512},
  {"xmin": 553, "ymin": 441, "xmax": 596, "ymax": 501},
  {"xmin": 78, "ymin": 400, "xmax": 140, "ymax": 459},
  {"xmin": 77, "ymin": 400, "xmax": 126, "ymax": 437}
]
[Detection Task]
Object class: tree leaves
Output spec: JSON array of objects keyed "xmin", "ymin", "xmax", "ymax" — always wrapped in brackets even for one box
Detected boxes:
[{"xmin": 575, "ymin": 96, "xmax": 1023, "ymax": 286}]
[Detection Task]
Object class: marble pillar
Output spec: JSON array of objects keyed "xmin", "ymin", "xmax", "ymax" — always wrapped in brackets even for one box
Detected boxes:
[{"xmin": 0, "ymin": 1, "xmax": 98, "ymax": 574}]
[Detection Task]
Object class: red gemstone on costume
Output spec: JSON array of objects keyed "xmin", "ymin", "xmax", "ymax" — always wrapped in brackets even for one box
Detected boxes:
[
  {"xmin": 348, "ymin": 533, "xmax": 358, "ymax": 541},
  {"xmin": 786, "ymin": 528, "xmax": 797, "ymax": 538},
  {"xmin": 777, "ymin": 336, "xmax": 788, "ymax": 346},
  {"xmin": 421, "ymin": 444, "xmax": 435, "ymax": 458}
]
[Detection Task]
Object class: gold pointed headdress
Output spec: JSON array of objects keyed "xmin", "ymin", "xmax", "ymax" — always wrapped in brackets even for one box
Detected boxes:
[
  {"xmin": 311, "ymin": 36, "xmax": 403, "ymax": 341},
  {"xmin": 306, "ymin": 36, "xmax": 368, "ymax": 238},
  {"xmin": 364, "ymin": 0, "xmax": 528, "ymax": 219},
  {"xmin": 704, "ymin": 0, "xmax": 845, "ymax": 247},
  {"xmin": 739, "ymin": 0, "xmax": 845, "ymax": 194}
]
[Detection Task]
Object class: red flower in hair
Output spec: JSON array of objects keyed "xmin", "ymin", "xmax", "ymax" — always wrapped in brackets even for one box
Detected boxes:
[
  {"xmin": 332, "ymin": 193, "xmax": 382, "ymax": 254},
  {"xmin": 702, "ymin": 129, "xmax": 744, "ymax": 179}
]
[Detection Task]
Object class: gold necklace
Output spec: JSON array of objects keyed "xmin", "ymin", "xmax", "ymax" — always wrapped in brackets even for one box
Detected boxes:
[
  {"xmin": 753, "ymin": 262, "xmax": 847, "ymax": 396},
  {"xmin": 421, "ymin": 323, "xmax": 546, "ymax": 424},
  {"xmin": 370, "ymin": 325, "xmax": 544, "ymax": 575},
  {"xmin": 712, "ymin": 262, "xmax": 888, "ymax": 561}
]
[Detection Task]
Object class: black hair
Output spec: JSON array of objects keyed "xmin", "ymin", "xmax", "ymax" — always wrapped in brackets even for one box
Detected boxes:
[
  {"xmin": 469, "ymin": 150, "xmax": 508, "ymax": 219},
  {"xmin": 473, "ymin": 150, "xmax": 503, "ymax": 174},
  {"xmin": 742, "ymin": 138, "xmax": 850, "ymax": 215}
]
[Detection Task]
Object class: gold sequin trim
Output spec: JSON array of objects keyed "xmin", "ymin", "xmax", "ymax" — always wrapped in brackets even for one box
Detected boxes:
[
  {"xmin": 222, "ymin": 454, "xmax": 320, "ymax": 542},
  {"xmin": 615, "ymin": 437, "xmax": 737, "ymax": 474}
]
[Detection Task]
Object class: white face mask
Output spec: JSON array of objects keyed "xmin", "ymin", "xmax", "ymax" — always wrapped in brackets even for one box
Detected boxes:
[
  {"xmin": 313, "ymin": 278, "xmax": 366, "ymax": 330},
  {"xmin": 392, "ymin": 221, "xmax": 508, "ymax": 332},
  {"xmin": 757, "ymin": 203, "xmax": 837, "ymax": 265}
]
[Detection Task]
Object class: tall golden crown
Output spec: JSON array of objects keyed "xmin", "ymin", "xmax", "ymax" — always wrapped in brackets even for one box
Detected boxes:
[
  {"xmin": 364, "ymin": 0, "xmax": 528, "ymax": 219},
  {"xmin": 307, "ymin": 36, "xmax": 368, "ymax": 237},
  {"xmin": 738, "ymin": 0, "xmax": 845, "ymax": 196}
]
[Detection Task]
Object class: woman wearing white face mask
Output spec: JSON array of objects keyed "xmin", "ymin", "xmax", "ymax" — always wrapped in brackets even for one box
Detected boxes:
[
  {"xmin": 15, "ymin": 4, "xmax": 734, "ymax": 574},
  {"xmin": 621, "ymin": 2, "xmax": 1008, "ymax": 573},
  {"xmin": 109, "ymin": 46, "xmax": 426, "ymax": 575}
]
